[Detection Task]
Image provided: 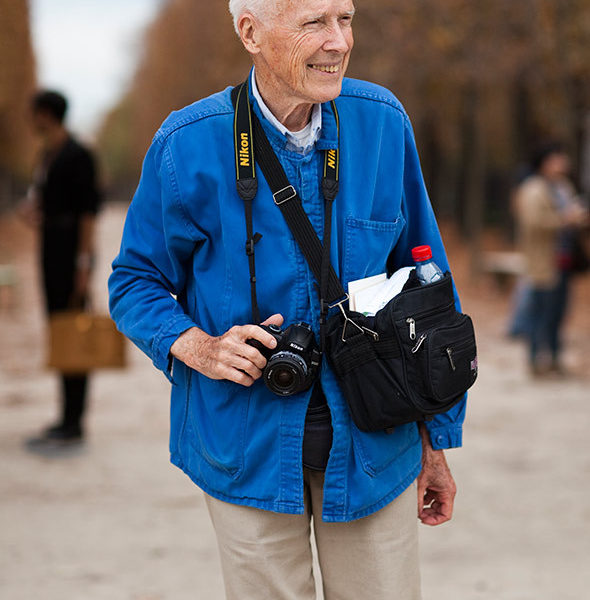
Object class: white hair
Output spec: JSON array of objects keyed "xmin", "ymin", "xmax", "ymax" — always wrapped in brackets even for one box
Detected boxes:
[{"xmin": 228, "ymin": 0, "xmax": 279, "ymax": 35}]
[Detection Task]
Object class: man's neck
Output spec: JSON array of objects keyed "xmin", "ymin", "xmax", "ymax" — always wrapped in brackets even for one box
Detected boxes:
[{"xmin": 253, "ymin": 69, "xmax": 313, "ymax": 132}]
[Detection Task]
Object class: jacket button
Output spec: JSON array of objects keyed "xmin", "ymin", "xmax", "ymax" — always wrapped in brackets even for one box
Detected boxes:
[{"xmin": 436, "ymin": 435, "xmax": 444, "ymax": 446}]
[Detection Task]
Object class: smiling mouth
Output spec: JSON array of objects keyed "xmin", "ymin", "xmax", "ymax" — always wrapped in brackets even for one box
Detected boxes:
[{"xmin": 309, "ymin": 64, "xmax": 341, "ymax": 73}]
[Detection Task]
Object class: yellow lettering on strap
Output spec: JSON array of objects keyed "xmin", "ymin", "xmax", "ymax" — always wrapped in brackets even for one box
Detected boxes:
[{"xmin": 239, "ymin": 132, "xmax": 250, "ymax": 167}]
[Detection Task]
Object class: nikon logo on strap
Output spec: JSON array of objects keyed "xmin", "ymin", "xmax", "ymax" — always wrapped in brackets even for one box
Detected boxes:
[
  {"xmin": 239, "ymin": 133, "xmax": 251, "ymax": 167},
  {"xmin": 327, "ymin": 149, "xmax": 337, "ymax": 170},
  {"xmin": 232, "ymin": 79, "xmax": 339, "ymax": 200}
]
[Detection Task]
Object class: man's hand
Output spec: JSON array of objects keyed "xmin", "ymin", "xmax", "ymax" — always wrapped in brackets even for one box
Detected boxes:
[
  {"xmin": 417, "ymin": 423, "xmax": 457, "ymax": 526},
  {"xmin": 170, "ymin": 314, "xmax": 284, "ymax": 386}
]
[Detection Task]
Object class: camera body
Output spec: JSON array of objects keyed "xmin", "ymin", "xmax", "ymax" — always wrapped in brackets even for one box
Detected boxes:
[{"xmin": 247, "ymin": 322, "xmax": 321, "ymax": 396}]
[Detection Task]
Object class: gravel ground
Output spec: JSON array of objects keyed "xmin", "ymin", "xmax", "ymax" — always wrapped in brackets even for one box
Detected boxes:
[{"xmin": 1, "ymin": 202, "xmax": 589, "ymax": 600}]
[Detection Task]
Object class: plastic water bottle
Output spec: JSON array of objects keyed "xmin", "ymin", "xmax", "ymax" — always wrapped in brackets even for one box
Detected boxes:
[{"xmin": 412, "ymin": 245, "xmax": 444, "ymax": 285}]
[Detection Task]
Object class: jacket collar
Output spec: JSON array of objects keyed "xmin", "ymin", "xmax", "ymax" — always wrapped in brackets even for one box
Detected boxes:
[{"xmin": 247, "ymin": 68, "xmax": 338, "ymax": 154}]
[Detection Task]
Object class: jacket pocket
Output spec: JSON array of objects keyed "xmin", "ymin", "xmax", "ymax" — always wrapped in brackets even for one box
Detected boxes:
[
  {"xmin": 182, "ymin": 376, "xmax": 250, "ymax": 479},
  {"xmin": 342, "ymin": 215, "xmax": 405, "ymax": 284},
  {"xmin": 351, "ymin": 421, "xmax": 419, "ymax": 476}
]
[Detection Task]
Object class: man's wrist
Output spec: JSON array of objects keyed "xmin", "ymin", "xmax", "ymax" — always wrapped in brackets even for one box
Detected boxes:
[
  {"xmin": 170, "ymin": 326, "xmax": 209, "ymax": 364},
  {"xmin": 418, "ymin": 422, "xmax": 432, "ymax": 447},
  {"xmin": 419, "ymin": 422, "xmax": 445, "ymax": 458}
]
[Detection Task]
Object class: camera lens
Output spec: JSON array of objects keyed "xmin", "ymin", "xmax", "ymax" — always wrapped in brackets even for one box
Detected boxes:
[
  {"xmin": 275, "ymin": 369, "xmax": 295, "ymax": 388},
  {"xmin": 264, "ymin": 352, "xmax": 308, "ymax": 396}
]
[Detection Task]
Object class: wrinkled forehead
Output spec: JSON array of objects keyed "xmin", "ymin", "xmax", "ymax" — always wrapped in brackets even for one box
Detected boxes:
[{"xmin": 273, "ymin": 0, "xmax": 355, "ymax": 20}]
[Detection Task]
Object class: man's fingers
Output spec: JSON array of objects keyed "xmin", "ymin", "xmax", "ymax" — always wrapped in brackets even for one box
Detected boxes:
[
  {"xmin": 222, "ymin": 330, "xmax": 269, "ymax": 369},
  {"xmin": 419, "ymin": 504, "xmax": 453, "ymax": 526},
  {"xmin": 229, "ymin": 354, "xmax": 262, "ymax": 381},
  {"xmin": 418, "ymin": 490, "xmax": 454, "ymax": 526},
  {"xmin": 422, "ymin": 490, "xmax": 437, "ymax": 506},
  {"xmin": 236, "ymin": 324, "xmax": 278, "ymax": 351},
  {"xmin": 218, "ymin": 364, "xmax": 255, "ymax": 387},
  {"xmin": 236, "ymin": 342, "xmax": 269, "ymax": 370},
  {"xmin": 261, "ymin": 313, "xmax": 284, "ymax": 328},
  {"xmin": 419, "ymin": 510, "xmax": 448, "ymax": 526}
]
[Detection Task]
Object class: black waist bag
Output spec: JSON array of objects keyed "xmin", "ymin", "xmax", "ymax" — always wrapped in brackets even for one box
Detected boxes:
[{"xmin": 325, "ymin": 272, "xmax": 477, "ymax": 432}]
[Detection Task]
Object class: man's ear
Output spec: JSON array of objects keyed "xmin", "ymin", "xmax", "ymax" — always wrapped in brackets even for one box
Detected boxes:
[{"xmin": 237, "ymin": 13, "xmax": 262, "ymax": 54}]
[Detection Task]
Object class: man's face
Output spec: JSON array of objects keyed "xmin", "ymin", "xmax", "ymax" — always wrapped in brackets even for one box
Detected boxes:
[
  {"xmin": 254, "ymin": 0, "xmax": 355, "ymax": 105},
  {"xmin": 543, "ymin": 152, "xmax": 571, "ymax": 180},
  {"xmin": 31, "ymin": 109, "xmax": 53, "ymax": 136},
  {"xmin": 547, "ymin": 152, "xmax": 571, "ymax": 179}
]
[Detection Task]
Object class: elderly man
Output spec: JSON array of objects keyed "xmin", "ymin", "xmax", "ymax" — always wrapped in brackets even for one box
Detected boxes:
[{"xmin": 109, "ymin": 1, "xmax": 465, "ymax": 598}]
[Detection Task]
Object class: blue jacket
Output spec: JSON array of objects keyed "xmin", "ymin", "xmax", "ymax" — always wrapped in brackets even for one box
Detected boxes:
[{"xmin": 109, "ymin": 77, "xmax": 466, "ymax": 522}]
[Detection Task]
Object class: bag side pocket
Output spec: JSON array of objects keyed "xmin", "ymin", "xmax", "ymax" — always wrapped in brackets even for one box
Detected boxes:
[
  {"xmin": 425, "ymin": 314, "xmax": 477, "ymax": 404},
  {"xmin": 402, "ymin": 313, "xmax": 476, "ymax": 415}
]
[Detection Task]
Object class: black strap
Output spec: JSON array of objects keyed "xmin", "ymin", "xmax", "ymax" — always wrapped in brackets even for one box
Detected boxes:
[
  {"xmin": 233, "ymin": 83, "xmax": 262, "ymax": 323},
  {"xmin": 231, "ymin": 80, "xmax": 347, "ymax": 333},
  {"xmin": 233, "ymin": 81, "xmax": 257, "ymax": 200},
  {"xmin": 244, "ymin": 205, "xmax": 262, "ymax": 324},
  {"xmin": 251, "ymin": 115, "xmax": 345, "ymax": 304}
]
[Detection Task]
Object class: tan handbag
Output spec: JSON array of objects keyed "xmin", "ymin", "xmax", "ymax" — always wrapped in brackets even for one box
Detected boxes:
[{"xmin": 47, "ymin": 311, "xmax": 127, "ymax": 374}]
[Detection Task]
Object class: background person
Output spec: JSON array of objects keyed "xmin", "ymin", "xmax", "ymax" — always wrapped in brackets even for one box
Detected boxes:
[
  {"xmin": 23, "ymin": 90, "xmax": 101, "ymax": 446},
  {"xmin": 514, "ymin": 142, "xmax": 589, "ymax": 376},
  {"xmin": 109, "ymin": 1, "xmax": 466, "ymax": 598}
]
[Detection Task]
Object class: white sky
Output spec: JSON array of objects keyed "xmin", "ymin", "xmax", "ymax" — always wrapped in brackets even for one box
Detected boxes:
[{"xmin": 30, "ymin": 0, "xmax": 165, "ymax": 138}]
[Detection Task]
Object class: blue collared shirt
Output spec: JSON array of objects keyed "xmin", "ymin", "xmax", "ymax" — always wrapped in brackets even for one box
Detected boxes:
[{"xmin": 109, "ymin": 76, "xmax": 466, "ymax": 522}]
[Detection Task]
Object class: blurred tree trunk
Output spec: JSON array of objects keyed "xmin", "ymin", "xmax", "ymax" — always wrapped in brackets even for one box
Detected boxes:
[
  {"xmin": 511, "ymin": 74, "xmax": 534, "ymax": 168},
  {"xmin": 0, "ymin": 0, "xmax": 37, "ymax": 203},
  {"xmin": 457, "ymin": 84, "xmax": 486, "ymax": 272}
]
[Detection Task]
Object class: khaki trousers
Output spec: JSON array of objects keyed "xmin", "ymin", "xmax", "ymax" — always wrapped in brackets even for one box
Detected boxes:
[{"xmin": 204, "ymin": 469, "xmax": 421, "ymax": 600}]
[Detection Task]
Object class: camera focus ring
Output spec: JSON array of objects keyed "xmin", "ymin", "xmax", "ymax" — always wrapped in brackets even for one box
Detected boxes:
[{"xmin": 264, "ymin": 351, "xmax": 308, "ymax": 396}]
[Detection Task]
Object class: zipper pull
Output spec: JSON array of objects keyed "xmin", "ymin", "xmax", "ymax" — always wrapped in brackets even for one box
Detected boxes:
[
  {"xmin": 406, "ymin": 317, "xmax": 416, "ymax": 340},
  {"xmin": 411, "ymin": 333, "xmax": 427, "ymax": 354},
  {"xmin": 446, "ymin": 347, "xmax": 456, "ymax": 371}
]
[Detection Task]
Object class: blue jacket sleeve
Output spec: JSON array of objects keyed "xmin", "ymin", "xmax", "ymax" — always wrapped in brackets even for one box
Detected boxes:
[
  {"xmin": 389, "ymin": 116, "xmax": 466, "ymax": 450},
  {"xmin": 108, "ymin": 135, "xmax": 202, "ymax": 380}
]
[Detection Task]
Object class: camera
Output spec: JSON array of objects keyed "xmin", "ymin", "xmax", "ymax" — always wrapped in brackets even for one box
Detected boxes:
[{"xmin": 247, "ymin": 322, "xmax": 321, "ymax": 396}]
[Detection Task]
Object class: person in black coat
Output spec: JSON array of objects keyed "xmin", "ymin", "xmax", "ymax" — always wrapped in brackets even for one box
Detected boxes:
[{"xmin": 23, "ymin": 90, "xmax": 101, "ymax": 445}]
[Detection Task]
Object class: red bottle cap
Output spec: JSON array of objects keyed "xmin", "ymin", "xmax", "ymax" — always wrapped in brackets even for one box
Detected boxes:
[{"xmin": 411, "ymin": 245, "xmax": 432, "ymax": 262}]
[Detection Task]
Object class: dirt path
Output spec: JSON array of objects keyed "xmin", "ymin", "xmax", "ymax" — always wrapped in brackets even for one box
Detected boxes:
[{"xmin": 1, "ymin": 203, "xmax": 589, "ymax": 600}]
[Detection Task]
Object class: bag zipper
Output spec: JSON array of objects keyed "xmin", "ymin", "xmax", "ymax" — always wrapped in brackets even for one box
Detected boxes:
[
  {"xmin": 406, "ymin": 318, "xmax": 417, "ymax": 340},
  {"xmin": 444, "ymin": 336, "xmax": 475, "ymax": 371},
  {"xmin": 405, "ymin": 301, "xmax": 455, "ymax": 340},
  {"xmin": 411, "ymin": 333, "xmax": 427, "ymax": 353},
  {"xmin": 446, "ymin": 348, "xmax": 456, "ymax": 371}
]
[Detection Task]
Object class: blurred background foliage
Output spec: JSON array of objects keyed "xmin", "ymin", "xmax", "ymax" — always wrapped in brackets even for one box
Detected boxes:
[
  {"xmin": 1, "ymin": 0, "xmax": 590, "ymax": 234},
  {"xmin": 0, "ymin": 0, "xmax": 36, "ymax": 206}
]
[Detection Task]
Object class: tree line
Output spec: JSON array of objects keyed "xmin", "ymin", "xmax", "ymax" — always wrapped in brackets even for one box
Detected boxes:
[{"xmin": 99, "ymin": 0, "xmax": 590, "ymax": 234}]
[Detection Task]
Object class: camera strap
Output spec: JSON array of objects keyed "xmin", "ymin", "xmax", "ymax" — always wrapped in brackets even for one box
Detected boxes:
[
  {"xmin": 231, "ymin": 81, "xmax": 347, "ymax": 343},
  {"xmin": 233, "ymin": 81, "xmax": 262, "ymax": 324}
]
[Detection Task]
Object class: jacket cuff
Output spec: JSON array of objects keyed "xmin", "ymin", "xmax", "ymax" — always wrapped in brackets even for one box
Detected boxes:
[
  {"xmin": 425, "ymin": 423, "xmax": 463, "ymax": 450},
  {"xmin": 151, "ymin": 314, "xmax": 196, "ymax": 382}
]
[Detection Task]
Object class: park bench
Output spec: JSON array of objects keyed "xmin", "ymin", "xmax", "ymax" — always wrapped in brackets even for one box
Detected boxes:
[{"xmin": 481, "ymin": 251, "xmax": 525, "ymax": 289}]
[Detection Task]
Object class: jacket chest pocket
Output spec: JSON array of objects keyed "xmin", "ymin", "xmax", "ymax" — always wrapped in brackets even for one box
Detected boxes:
[{"xmin": 342, "ymin": 215, "xmax": 406, "ymax": 285}]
